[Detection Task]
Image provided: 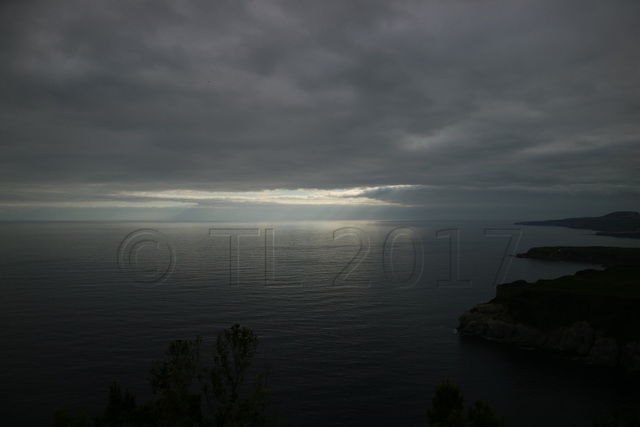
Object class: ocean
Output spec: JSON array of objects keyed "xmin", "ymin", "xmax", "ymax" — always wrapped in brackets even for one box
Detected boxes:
[{"xmin": 1, "ymin": 220, "xmax": 639, "ymax": 426}]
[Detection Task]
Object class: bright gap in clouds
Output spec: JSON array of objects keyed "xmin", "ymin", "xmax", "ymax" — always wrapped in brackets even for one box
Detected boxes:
[{"xmin": 119, "ymin": 186, "xmax": 415, "ymax": 207}]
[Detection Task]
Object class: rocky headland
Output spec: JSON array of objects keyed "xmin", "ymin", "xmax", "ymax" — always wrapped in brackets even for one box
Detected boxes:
[{"xmin": 458, "ymin": 261, "xmax": 640, "ymax": 374}]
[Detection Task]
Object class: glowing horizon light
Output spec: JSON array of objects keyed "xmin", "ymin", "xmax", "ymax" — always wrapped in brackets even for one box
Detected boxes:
[
  {"xmin": 117, "ymin": 185, "xmax": 418, "ymax": 207},
  {"xmin": 0, "ymin": 185, "xmax": 423, "ymax": 212}
]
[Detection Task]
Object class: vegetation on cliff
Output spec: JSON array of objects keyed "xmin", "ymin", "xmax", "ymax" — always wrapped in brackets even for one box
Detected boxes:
[
  {"xmin": 493, "ymin": 265, "xmax": 640, "ymax": 341},
  {"xmin": 458, "ymin": 246, "xmax": 640, "ymax": 374}
]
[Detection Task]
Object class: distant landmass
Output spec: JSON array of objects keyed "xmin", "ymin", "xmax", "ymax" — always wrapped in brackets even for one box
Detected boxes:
[
  {"xmin": 516, "ymin": 211, "xmax": 640, "ymax": 238},
  {"xmin": 516, "ymin": 246, "xmax": 640, "ymax": 267}
]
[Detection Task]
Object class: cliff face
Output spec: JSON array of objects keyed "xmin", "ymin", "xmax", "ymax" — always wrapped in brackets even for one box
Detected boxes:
[
  {"xmin": 458, "ymin": 302, "xmax": 640, "ymax": 374},
  {"xmin": 458, "ymin": 263, "xmax": 640, "ymax": 374}
]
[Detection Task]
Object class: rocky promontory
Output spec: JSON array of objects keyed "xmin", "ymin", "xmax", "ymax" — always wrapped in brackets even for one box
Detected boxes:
[{"xmin": 458, "ymin": 264, "xmax": 640, "ymax": 374}]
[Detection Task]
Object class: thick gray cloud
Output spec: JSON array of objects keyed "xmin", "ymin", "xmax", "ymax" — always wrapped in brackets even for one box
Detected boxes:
[{"xmin": 1, "ymin": 0, "xmax": 638, "ymax": 220}]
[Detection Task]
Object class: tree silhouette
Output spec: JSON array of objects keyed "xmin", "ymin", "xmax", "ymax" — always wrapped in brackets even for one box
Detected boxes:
[
  {"xmin": 426, "ymin": 380, "xmax": 506, "ymax": 427},
  {"xmin": 201, "ymin": 324, "xmax": 271, "ymax": 426},
  {"xmin": 149, "ymin": 337, "xmax": 203, "ymax": 426},
  {"xmin": 83, "ymin": 325, "xmax": 271, "ymax": 427},
  {"xmin": 426, "ymin": 379, "xmax": 466, "ymax": 427}
]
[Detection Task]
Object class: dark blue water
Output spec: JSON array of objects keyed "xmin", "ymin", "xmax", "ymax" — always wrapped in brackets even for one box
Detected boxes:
[{"xmin": 1, "ymin": 221, "xmax": 639, "ymax": 426}]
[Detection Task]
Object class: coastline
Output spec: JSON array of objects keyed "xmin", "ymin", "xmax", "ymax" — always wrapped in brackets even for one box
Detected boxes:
[
  {"xmin": 458, "ymin": 250, "xmax": 640, "ymax": 375},
  {"xmin": 515, "ymin": 246, "xmax": 640, "ymax": 267}
]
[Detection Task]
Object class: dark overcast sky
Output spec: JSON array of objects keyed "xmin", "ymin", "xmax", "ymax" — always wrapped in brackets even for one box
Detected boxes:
[{"xmin": 1, "ymin": 0, "xmax": 638, "ymax": 221}]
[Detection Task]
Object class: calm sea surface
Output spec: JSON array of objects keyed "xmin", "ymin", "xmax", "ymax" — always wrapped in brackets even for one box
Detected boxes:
[{"xmin": 1, "ymin": 221, "xmax": 639, "ymax": 426}]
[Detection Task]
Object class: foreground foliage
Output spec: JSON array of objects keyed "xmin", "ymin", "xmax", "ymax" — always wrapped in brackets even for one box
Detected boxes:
[
  {"xmin": 425, "ymin": 380, "xmax": 507, "ymax": 427},
  {"xmin": 53, "ymin": 329, "xmax": 640, "ymax": 426},
  {"xmin": 424, "ymin": 380, "xmax": 640, "ymax": 427},
  {"xmin": 53, "ymin": 324, "xmax": 271, "ymax": 427}
]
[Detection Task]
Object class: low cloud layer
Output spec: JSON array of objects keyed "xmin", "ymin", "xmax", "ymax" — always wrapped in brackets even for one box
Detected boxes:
[{"xmin": 1, "ymin": 0, "xmax": 638, "ymax": 220}]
